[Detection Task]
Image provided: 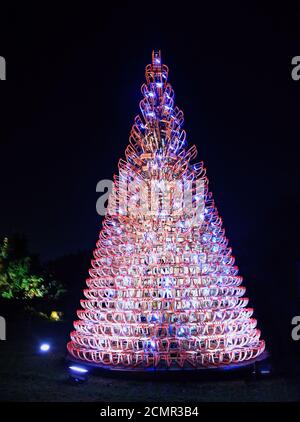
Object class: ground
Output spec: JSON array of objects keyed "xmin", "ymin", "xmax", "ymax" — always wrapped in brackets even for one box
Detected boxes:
[{"xmin": 0, "ymin": 317, "xmax": 299, "ymax": 402}]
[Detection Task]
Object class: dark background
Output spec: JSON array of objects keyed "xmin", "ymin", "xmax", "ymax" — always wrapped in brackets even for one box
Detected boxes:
[{"xmin": 0, "ymin": 2, "xmax": 300, "ymax": 366}]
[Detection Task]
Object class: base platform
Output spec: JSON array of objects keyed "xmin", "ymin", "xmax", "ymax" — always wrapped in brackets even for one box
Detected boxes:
[{"xmin": 66, "ymin": 351, "xmax": 271, "ymax": 381}]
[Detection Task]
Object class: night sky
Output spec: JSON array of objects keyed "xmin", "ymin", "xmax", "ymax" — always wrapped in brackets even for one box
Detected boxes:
[{"xmin": 1, "ymin": 0, "xmax": 299, "ymax": 312}]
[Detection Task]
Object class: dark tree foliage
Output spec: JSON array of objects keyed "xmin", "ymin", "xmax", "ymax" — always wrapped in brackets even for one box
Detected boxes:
[{"xmin": 0, "ymin": 236, "xmax": 66, "ymax": 300}]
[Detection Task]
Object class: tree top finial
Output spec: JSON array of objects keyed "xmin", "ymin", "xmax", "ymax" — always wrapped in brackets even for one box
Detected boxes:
[{"xmin": 152, "ymin": 50, "xmax": 162, "ymax": 67}]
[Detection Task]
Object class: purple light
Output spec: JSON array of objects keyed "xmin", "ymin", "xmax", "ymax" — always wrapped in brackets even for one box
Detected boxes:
[
  {"xmin": 69, "ymin": 365, "xmax": 88, "ymax": 374},
  {"xmin": 40, "ymin": 343, "xmax": 50, "ymax": 352},
  {"xmin": 178, "ymin": 327, "xmax": 185, "ymax": 336}
]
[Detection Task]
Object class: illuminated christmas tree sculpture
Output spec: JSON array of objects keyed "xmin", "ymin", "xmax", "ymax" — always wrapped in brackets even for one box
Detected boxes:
[{"xmin": 67, "ymin": 51, "xmax": 265, "ymax": 370}]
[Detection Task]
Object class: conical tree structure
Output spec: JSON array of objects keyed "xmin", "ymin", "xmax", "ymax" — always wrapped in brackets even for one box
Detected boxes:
[{"xmin": 68, "ymin": 51, "xmax": 265, "ymax": 369}]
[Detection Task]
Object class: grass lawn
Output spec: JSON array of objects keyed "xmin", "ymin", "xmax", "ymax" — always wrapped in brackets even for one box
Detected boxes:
[{"xmin": 0, "ymin": 317, "xmax": 299, "ymax": 402}]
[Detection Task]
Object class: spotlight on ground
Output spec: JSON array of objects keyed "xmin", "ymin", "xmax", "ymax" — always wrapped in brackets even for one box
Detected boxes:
[
  {"xmin": 68, "ymin": 365, "xmax": 89, "ymax": 383},
  {"xmin": 39, "ymin": 343, "xmax": 51, "ymax": 353},
  {"xmin": 250, "ymin": 359, "xmax": 273, "ymax": 380},
  {"xmin": 257, "ymin": 361, "xmax": 273, "ymax": 378}
]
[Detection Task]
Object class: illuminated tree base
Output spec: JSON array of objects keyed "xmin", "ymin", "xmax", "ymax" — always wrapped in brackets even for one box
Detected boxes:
[
  {"xmin": 67, "ymin": 341, "xmax": 265, "ymax": 369},
  {"xmin": 66, "ymin": 348, "xmax": 268, "ymax": 375}
]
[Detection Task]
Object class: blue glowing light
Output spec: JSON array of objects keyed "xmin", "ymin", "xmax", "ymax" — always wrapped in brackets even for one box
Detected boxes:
[
  {"xmin": 155, "ymin": 58, "xmax": 160, "ymax": 64},
  {"xmin": 156, "ymin": 82, "xmax": 163, "ymax": 88},
  {"xmin": 178, "ymin": 327, "xmax": 185, "ymax": 336},
  {"xmin": 202, "ymin": 235, "xmax": 208, "ymax": 243},
  {"xmin": 148, "ymin": 92, "xmax": 154, "ymax": 97},
  {"xmin": 147, "ymin": 112, "xmax": 155, "ymax": 117},
  {"xmin": 163, "ymin": 277, "xmax": 173, "ymax": 287},
  {"xmin": 40, "ymin": 343, "xmax": 50, "ymax": 352},
  {"xmin": 69, "ymin": 365, "xmax": 88, "ymax": 374}
]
